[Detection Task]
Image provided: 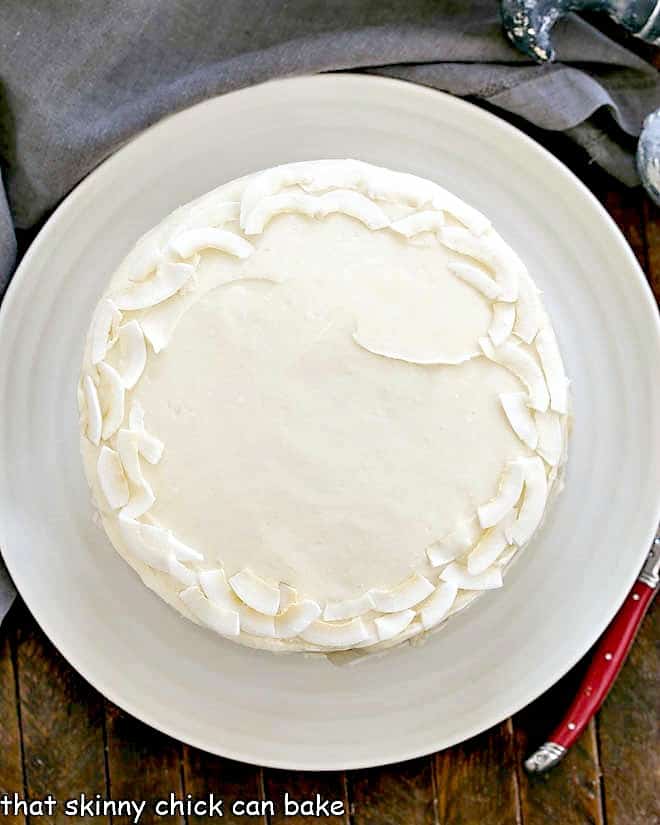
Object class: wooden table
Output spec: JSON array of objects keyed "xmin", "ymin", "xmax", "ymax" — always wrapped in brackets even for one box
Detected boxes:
[{"xmin": 0, "ymin": 99, "xmax": 658, "ymax": 825}]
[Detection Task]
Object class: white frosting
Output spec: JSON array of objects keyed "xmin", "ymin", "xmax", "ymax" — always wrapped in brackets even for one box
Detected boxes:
[{"xmin": 79, "ymin": 159, "xmax": 569, "ymax": 654}]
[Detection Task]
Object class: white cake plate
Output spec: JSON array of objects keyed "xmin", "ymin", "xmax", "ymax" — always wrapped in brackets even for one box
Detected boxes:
[{"xmin": 1, "ymin": 75, "xmax": 659, "ymax": 770}]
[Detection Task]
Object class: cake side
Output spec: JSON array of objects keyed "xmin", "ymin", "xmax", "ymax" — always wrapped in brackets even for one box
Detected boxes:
[{"xmin": 78, "ymin": 159, "xmax": 570, "ymax": 654}]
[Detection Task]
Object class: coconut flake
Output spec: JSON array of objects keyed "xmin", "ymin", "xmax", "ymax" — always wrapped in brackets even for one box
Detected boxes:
[
  {"xmin": 489, "ymin": 302, "xmax": 516, "ymax": 346},
  {"xmin": 390, "ymin": 210, "xmax": 444, "ymax": 238},
  {"xmin": 275, "ymin": 600, "xmax": 322, "ymax": 638},
  {"xmin": 535, "ymin": 410, "xmax": 563, "ymax": 466},
  {"xmin": 96, "ymin": 362, "xmax": 125, "ymax": 440},
  {"xmin": 468, "ymin": 511, "xmax": 515, "ymax": 575},
  {"xmin": 507, "ymin": 457, "xmax": 548, "ymax": 546},
  {"xmin": 374, "ymin": 609, "xmax": 415, "ymax": 641},
  {"xmin": 180, "ymin": 586, "xmax": 240, "ymax": 636},
  {"xmin": 368, "ymin": 574, "xmax": 435, "ymax": 613},
  {"xmin": 82, "ymin": 375, "xmax": 103, "ymax": 445},
  {"xmin": 167, "ymin": 533, "xmax": 203, "ymax": 563},
  {"xmin": 480, "ymin": 337, "xmax": 549, "ymax": 412},
  {"xmin": 300, "ymin": 617, "xmax": 370, "ymax": 648},
  {"xmin": 90, "ymin": 299, "xmax": 122, "ymax": 364},
  {"xmin": 112, "ymin": 262, "xmax": 195, "ymax": 311},
  {"xmin": 323, "ymin": 593, "xmax": 374, "ymax": 621},
  {"xmin": 168, "ymin": 227, "xmax": 254, "ymax": 260},
  {"xmin": 127, "ymin": 401, "xmax": 163, "ymax": 464},
  {"xmin": 97, "ymin": 446, "xmax": 129, "ymax": 510},
  {"xmin": 229, "ymin": 569, "xmax": 280, "ymax": 616},
  {"xmin": 426, "ymin": 515, "xmax": 481, "ymax": 566},
  {"xmin": 116, "ymin": 428, "xmax": 155, "ymax": 518},
  {"xmin": 278, "ymin": 583, "xmax": 298, "ymax": 612},
  {"xmin": 448, "ymin": 261, "xmax": 502, "ymax": 300},
  {"xmin": 127, "ymin": 237, "xmax": 165, "ymax": 283},
  {"xmin": 238, "ymin": 607, "xmax": 277, "ymax": 637},
  {"xmin": 118, "ymin": 514, "xmax": 169, "ymax": 571},
  {"xmin": 439, "ymin": 227, "xmax": 520, "ymax": 302},
  {"xmin": 243, "ymin": 189, "xmax": 390, "ymax": 236},
  {"xmin": 419, "ymin": 582, "xmax": 459, "ymax": 629},
  {"xmin": 140, "ymin": 293, "xmax": 190, "ymax": 354},
  {"xmin": 199, "ymin": 569, "xmax": 238, "ymax": 611},
  {"xmin": 116, "ymin": 321, "xmax": 146, "ymax": 389},
  {"xmin": 240, "ymin": 160, "xmax": 490, "ymax": 235},
  {"xmin": 535, "ymin": 326, "xmax": 568, "ymax": 414},
  {"xmin": 477, "ymin": 461, "xmax": 525, "ymax": 528},
  {"xmin": 513, "ymin": 272, "xmax": 540, "ymax": 343},
  {"xmin": 500, "ymin": 392, "xmax": 538, "ymax": 449},
  {"xmin": 440, "ymin": 562, "xmax": 503, "ymax": 590}
]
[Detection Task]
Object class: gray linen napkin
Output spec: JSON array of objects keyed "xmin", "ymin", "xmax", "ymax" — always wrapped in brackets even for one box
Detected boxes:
[{"xmin": 0, "ymin": 0, "xmax": 658, "ymax": 625}]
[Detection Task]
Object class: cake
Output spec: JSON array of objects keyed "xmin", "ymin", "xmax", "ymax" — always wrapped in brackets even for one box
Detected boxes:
[{"xmin": 78, "ymin": 159, "xmax": 569, "ymax": 654}]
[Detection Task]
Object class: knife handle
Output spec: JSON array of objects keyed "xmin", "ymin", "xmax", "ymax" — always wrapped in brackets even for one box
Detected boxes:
[{"xmin": 525, "ymin": 577, "xmax": 656, "ymax": 772}]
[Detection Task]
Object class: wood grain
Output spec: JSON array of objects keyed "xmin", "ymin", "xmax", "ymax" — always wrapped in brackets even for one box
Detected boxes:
[
  {"xmin": 104, "ymin": 702, "xmax": 184, "ymax": 825},
  {"xmin": 13, "ymin": 601, "xmax": 109, "ymax": 825},
  {"xmin": 513, "ymin": 657, "xmax": 605, "ymax": 825},
  {"xmin": 598, "ymin": 602, "xmax": 659, "ymax": 825},
  {"xmin": 0, "ymin": 607, "xmax": 26, "ymax": 825},
  {"xmin": 643, "ymin": 199, "xmax": 660, "ymax": 302},
  {"xmin": 434, "ymin": 721, "xmax": 519, "ymax": 825},
  {"xmin": 265, "ymin": 768, "xmax": 349, "ymax": 824},
  {"xmin": 349, "ymin": 756, "xmax": 437, "ymax": 825},
  {"xmin": 183, "ymin": 748, "xmax": 266, "ymax": 824}
]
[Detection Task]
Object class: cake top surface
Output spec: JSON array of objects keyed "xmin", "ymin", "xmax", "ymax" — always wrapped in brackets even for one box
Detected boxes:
[{"xmin": 79, "ymin": 159, "xmax": 569, "ymax": 654}]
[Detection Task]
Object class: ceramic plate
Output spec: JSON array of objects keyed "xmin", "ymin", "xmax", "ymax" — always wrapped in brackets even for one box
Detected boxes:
[{"xmin": 1, "ymin": 75, "xmax": 659, "ymax": 770}]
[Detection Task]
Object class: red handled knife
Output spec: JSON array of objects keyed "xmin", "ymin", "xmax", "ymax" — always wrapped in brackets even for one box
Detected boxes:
[{"xmin": 525, "ymin": 528, "xmax": 660, "ymax": 773}]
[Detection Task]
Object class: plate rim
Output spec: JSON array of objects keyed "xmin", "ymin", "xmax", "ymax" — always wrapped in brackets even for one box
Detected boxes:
[{"xmin": 1, "ymin": 73, "xmax": 659, "ymax": 770}]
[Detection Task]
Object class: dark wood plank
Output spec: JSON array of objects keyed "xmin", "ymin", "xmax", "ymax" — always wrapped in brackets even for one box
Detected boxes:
[
  {"xmin": 349, "ymin": 755, "xmax": 437, "ymax": 825},
  {"xmin": 513, "ymin": 657, "xmax": 605, "ymax": 825},
  {"xmin": 598, "ymin": 601, "xmax": 659, "ymax": 825},
  {"xmin": 601, "ymin": 187, "xmax": 647, "ymax": 270},
  {"xmin": 104, "ymin": 701, "xmax": 184, "ymax": 825},
  {"xmin": 265, "ymin": 768, "xmax": 349, "ymax": 824},
  {"xmin": 0, "ymin": 607, "xmax": 26, "ymax": 825},
  {"xmin": 643, "ymin": 198, "xmax": 660, "ymax": 303},
  {"xmin": 433, "ymin": 722, "xmax": 519, "ymax": 825},
  {"xmin": 13, "ymin": 600, "xmax": 109, "ymax": 825},
  {"xmin": 182, "ymin": 747, "xmax": 266, "ymax": 824}
]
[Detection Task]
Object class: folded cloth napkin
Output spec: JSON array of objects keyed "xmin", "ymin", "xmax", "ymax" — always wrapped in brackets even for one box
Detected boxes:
[{"xmin": 0, "ymin": 0, "xmax": 658, "ymax": 623}]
